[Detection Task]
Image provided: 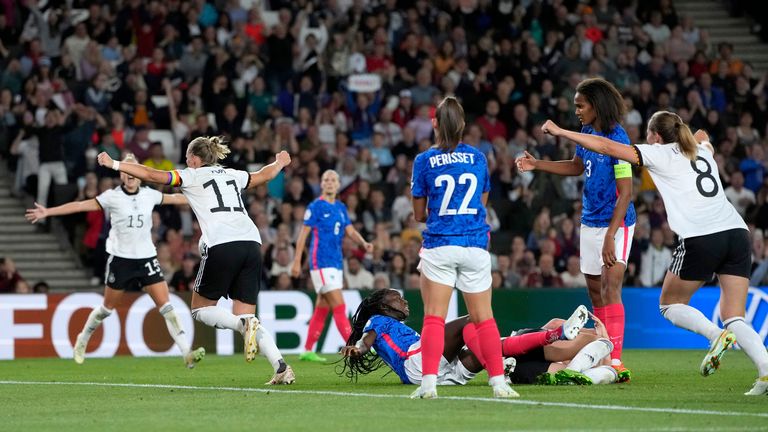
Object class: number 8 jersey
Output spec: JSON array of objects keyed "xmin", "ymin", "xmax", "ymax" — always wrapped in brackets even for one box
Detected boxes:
[
  {"xmin": 633, "ymin": 142, "xmax": 747, "ymax": 239},
  {"xmin": 175, "ymin": 166, "xmax": 261, "ymax": 247},
  {"xmin": 411, "ymin": 143, "xmax": 491, "ymax": 249}
]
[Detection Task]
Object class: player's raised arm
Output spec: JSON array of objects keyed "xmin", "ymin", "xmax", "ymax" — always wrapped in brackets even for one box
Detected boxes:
[
  {"xmin": 25, "ymin": 200, "xmax": 101, "ymax": 224},
  {"xmin": 541, "ymin": 120, "xmax": 640, "ymax": 166},
  {"xmin": 97, "ymin": 152, "xmax": 172, "ymax": 184},
  {"xmin": 247, "ymin": 151, "xmax": 291, "ymax": 189}
]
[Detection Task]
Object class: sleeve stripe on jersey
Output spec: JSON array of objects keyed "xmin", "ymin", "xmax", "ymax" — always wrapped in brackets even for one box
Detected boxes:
[
  {"xmin": 167, "ymin": 170, "xmax": 182, "ymax": 187},
  {"xmin": 244, "ymin": 173, "xmax": 251, "ymax": 190},
  {"xmin": 631, "ymin": 145, "xmax": 644, "ymax": 167}
]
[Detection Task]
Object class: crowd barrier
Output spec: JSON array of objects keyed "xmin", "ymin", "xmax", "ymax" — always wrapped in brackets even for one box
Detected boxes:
[{"xmin": 2, "ymin": 287, "xmax": 766, "ymax": 359}]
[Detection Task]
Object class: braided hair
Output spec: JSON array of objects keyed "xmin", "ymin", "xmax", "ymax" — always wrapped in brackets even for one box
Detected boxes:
[{"xmin": 337, "ymin": 289, "xmax": 408, "ymax": 381}]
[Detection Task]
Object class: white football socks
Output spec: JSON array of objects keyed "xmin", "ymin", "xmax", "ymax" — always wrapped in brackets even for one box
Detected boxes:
[
  {"xmin": 582, "ymin": 365, "xmax": 618, "ymax": 384},
  {"xmin": 159, "ymin": 302, "xmax": 191, "ymax": 355},
  {"xmin": 660, "ymin": 304, "xmax": 722, "ymax": 342},
  {"xmin": 80, "ymin": 305, "xmax": 113, "ymax": 341},
  {"xmin": 567, "ymin": 339, "xmax": 613, "ymax": 372},
  {"xmin": 724, "ymin": 317, "xmax": 768, "ymax": 377},
  {"xmin": 191, "ymin": 306, "xmax": 243, "ymax": 333}
]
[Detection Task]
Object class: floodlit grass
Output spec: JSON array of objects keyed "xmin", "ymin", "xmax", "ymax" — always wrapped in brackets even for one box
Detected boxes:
[{"xmin": 1, "ymin": 350, "xmax": 766, "ymax": 431}]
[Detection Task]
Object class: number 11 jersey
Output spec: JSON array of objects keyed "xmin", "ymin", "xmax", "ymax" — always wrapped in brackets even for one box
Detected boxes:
[
  {"xmin": 176, "ymin": 166, "xmax": 261, "ymax": 247},
  {"xmin": 411, "ymin": 143, "xmax": 491, "ymax": 249},
  {"xmin": 634, "ymin": 142, "xmax": 746, "ymax": 239}
]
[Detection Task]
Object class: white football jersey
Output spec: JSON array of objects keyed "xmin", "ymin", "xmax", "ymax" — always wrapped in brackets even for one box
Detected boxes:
[
  {"xmin": 178, "ymin": 166, "xmax": 261, "ymax": 247},
  {"xmin": 96, "ymin": 186, "xmax": 163, "ymax": 259},
  {"xmin": 635, "ymin": 142, "xmax": 747, "ymax": 239}
]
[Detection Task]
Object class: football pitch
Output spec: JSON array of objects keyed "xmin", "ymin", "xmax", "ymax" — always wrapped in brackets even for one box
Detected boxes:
[{"xmin": 1, "ymin": 350, "xmax": 766, "ymax": 432}]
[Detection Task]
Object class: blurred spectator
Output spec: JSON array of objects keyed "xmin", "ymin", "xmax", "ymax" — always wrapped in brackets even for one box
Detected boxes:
[
  {"xmin": 170, "ymin": 253, "xmax": 199, "ymax": 292},
  {"xmin": 561, "ymin": 255, "xmax": 587, "ymax": 288},
  {"xmin": 345, "ymin": 255, "xmax": 374, "ymax": 290},
  {"xmin": 524, "ymin": 253, "xmax": 564, "ymax": 288},
  {"xmin": 0, "ymin": 258, "xmax": 28, "ymax": 293},
  {"xmin": 639, "ymin": 229, "xmax": 674, "ymax": 287},
  {"xmin": 725, "ymin": 171, "xmax": 756, "ymax": 218}
]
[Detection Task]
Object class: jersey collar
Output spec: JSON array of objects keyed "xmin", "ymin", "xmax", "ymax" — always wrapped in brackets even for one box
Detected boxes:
[{"xmin": 121, "ymin": 185, "xmax": 140, "ymax": 196}]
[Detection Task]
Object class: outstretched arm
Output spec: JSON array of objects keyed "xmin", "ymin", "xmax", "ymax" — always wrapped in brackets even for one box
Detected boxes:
[
  {"xmin": 97, "ymin": 152, "xmax": 172, "ymax": 184},
  {"xmin": 541, "ymin": 120, "xmax": 640, "ymax": 165},
  {"xmin": 247, "ymin": 151, "xmax": 292, "ymax": 189},
  {"xmin": 26, "ymin": 199, "xmax": 100, "ymax": 224},
  {"xmin": 162, "ymin": 193, "xmax": 188, "ymax": 205},
  {"xmin": 340, "ymin": 331, "xmax": 377, "ymax": 357},
  {"xmin": 516, "ymin": 150, "xmax": 585, "ymax": 176}
]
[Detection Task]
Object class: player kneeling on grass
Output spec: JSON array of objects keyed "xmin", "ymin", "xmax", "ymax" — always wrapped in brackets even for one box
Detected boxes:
[
  {"xmin": 338, "ymin": 289, "xmax": 613, "ymax": 387},
  {"xmin": 26, "ymin": 154, "xmax": 205, "ymax": 368}
]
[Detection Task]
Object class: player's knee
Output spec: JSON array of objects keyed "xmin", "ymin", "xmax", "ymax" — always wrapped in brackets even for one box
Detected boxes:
[{"xmin": 597, "ymin": 337, "xmax": 614, "ymax": 353}]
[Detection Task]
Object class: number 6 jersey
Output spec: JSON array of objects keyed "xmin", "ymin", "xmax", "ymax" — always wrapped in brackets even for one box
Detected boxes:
[
  {"xmin": 411, "ymin": 143, "xmax": 490, "ymax": 249},
  {"xmin": 96, "ymin": 186, "xmax": 163, "ymax": 259},
  {"xmin": 633, "ymin": 142, "xmax": 747, "ymax": 239},
  {"xmin": 176, "ymin": 166, "xmax": 261, "ymax": 247}
]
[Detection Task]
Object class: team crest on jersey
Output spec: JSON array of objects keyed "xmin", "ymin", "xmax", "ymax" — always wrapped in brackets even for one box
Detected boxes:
[{"xmin": 304, "ymin": 209, "xmax": 311, "ymax": 221}]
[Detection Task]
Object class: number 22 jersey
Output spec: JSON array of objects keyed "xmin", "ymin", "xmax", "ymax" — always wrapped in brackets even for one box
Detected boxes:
[
  {"xmin": 411, "ymin": 143, "xmax": 490, "ymax": 249},
  {"xmin": 175, "ymin": 166, "xmax": 262, "ymax": 247}
]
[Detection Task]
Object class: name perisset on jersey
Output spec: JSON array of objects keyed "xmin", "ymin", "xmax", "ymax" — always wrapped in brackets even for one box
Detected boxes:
[{"xmin": 428, "ymin": 152, "xmax": 476, "ymax": 168}]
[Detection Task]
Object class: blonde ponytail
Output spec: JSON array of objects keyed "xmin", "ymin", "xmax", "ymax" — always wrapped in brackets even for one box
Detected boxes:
[
  {"xmin": 188, "ymin": 136, "xmax": 231, "ymax": 165},
  {"xmin": 648, "ymin": 111, "xmax": 698, "ymax": 161}
]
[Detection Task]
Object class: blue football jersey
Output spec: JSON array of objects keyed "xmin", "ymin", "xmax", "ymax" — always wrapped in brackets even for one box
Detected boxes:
[
  {"xmin": 411, "ymin": 143, "xmax": 491, "ymax": 249},
  {"xmin": 304, "ymin": 198, "xmax": 351, "ymax": 269},
  {"xmin": 364, "ymin": 315, "xmax": 421, "ymax": 384},
  {"xmin": 576, "ymin": 125, "xmax": 637, "ymax": 228}
]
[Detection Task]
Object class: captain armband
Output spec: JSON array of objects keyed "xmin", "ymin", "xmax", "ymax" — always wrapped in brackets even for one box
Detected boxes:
[
  {"xmin": 614, "ymin": 163, "xmax": 632, "ymax": 179},
  {"xmin": 166, "ymin": 170, "xmax": 182, "ymax": 187}
]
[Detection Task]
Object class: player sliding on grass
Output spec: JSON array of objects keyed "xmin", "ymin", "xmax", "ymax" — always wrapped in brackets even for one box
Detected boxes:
[
  {"xmin": 26, "ymin": 154, "xmax": 205, "ymax": 368},
  {"xmin": 339, "ymin": 289, "xmax": 616, "ymax": 386},
  {"xmin": 291, "ymin": 169, "xmax": 373, "ymax": 363},
  {"xmin": 97, "ymin": 137, "xmax": 295, "ymax": 385},
  {"xmin": 516, "ymin": 78, "xmax": 635, "ymax": 381},
  {"xmin": 540, "ymin": 111, "xmax": 768, "ymax": 396}
]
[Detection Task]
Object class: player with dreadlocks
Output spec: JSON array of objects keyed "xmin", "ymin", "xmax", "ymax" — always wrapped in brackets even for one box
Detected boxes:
[{"xmin": 338, "ymin": 290, "xmax": 619, "ymax": 386}]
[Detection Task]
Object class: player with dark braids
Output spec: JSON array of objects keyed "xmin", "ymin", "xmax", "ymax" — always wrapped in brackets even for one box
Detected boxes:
[{"xmin": 338, "ymin": 290, "xmax": 605, "ymax": 386}]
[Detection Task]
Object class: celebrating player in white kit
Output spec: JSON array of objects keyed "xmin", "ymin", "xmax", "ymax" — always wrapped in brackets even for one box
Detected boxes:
[
  {"xmin": 26, "ymin": 154, "xmax": 205, "ymax": 368},
  {"xmin": 541, "ymin": 111, "xmax": 768, "ymax": 396},
  {"xmin": 97, "ymin": 137, "xmax": 295, "ymax": 385}
]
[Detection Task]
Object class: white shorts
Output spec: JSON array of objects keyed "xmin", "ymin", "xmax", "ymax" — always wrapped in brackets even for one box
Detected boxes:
[
  {"xmin": 417, "ymin": 246, "xmax": 491, "ymax": 293},
  {"xmin": 403, "ymin": 341, "xmax": 477, "ymax": 385},
  {"xmin": 580, "ymin": 224, "xmax": 635, "ymax": 275},
  {"xmin": 309, "ymin": 268, "xmax": 344, "ymax": 294}
]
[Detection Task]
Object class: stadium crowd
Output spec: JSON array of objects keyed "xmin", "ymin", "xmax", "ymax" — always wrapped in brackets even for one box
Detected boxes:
[{"xmin": 1, "ymin": 0, "xmax": 767, "ymax": 294}]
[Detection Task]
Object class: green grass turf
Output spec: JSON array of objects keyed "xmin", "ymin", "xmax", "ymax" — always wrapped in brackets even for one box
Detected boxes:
[{"xmin": 1, "ymin": 350, "xmax": 766, "ymax": 432}]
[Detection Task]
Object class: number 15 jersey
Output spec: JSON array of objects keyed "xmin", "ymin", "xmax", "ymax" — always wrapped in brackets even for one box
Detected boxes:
[
  {"xmin": 176, "ymin": 166, "xmax": 261, "ymax": 247},
  {"xmin": 411, "ymin": 143, "xmax": 490, "ymax": 249},
  {"xmin": 634, "ymin": 143, "xmax": 746, "ymax": 239}
]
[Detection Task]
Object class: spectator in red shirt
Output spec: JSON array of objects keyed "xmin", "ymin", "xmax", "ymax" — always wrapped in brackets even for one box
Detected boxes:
[{"xmin": 476, "ymin": 99, "xmax": 508, "ymax": 142}]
